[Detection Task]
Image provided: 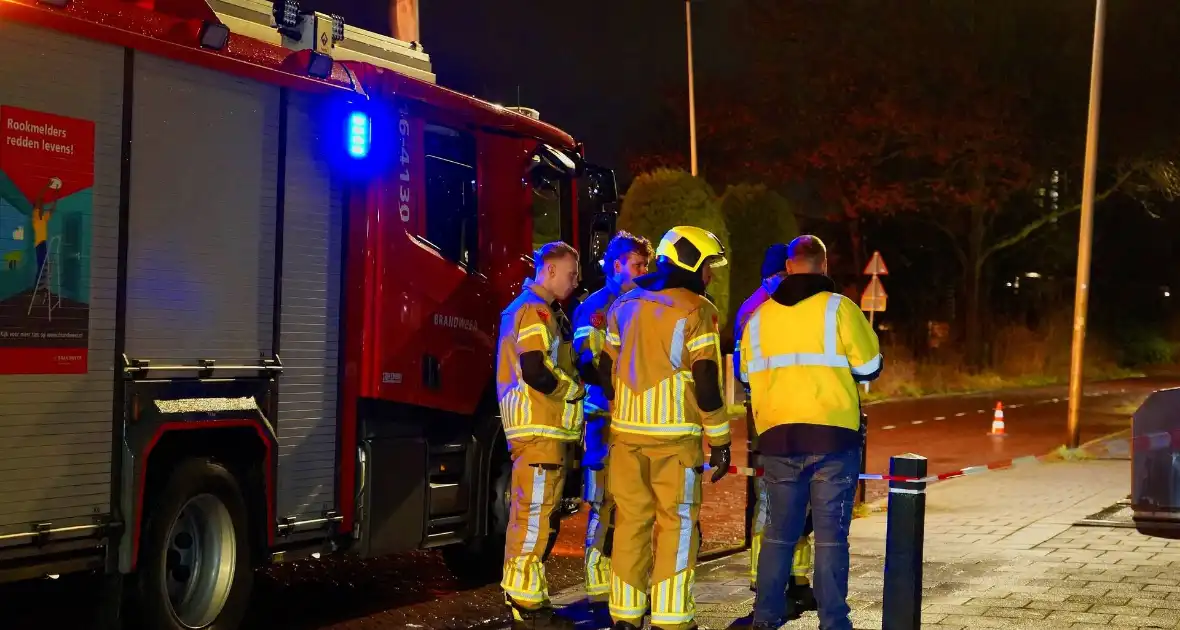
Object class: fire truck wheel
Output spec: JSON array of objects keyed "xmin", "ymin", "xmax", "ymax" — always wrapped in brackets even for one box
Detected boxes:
[
  {"xmin": 444, "ymin": 457, "xmax": 511, "ymax": 583},
  {"xmin": 136, "ymin": 457, "xmax": 253, "ymax": 630}
]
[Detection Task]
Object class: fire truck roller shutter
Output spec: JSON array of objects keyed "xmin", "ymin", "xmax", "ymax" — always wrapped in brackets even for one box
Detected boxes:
[
  {"xmin": 0, "ymin": 24, "xmax": 121, "ymax": 547},
  {"xmin": 274, "ymin": 91, "xmax": 344, "ymax": 525},
  {"xmin": 124, "ymin": 53, "xmax": 279, "ymax": 365}
]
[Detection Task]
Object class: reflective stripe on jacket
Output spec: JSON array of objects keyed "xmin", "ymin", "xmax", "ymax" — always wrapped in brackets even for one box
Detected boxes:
[
  {"xmin": 496, "ymin": 279, "xmax": 584, "ymax": 442},
  {"xmin": 572, "ymin": 280, "xmax": 621, "ymax": 415},
  {"xmin": 604, "ymin": 286, "xmax": 730, "ymax": 447},
  {"xmin": 740, "ymin": 289, "xmax": 880, "ymax": 441},
  {"xmin": 732, "ymin": 274, "xmax": 786, "ymax": 388}
]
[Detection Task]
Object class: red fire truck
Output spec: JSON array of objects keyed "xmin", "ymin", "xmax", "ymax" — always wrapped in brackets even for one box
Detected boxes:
[{"xmin": 0, "ymin": 0, "xmax": 617, "ymax": 626}]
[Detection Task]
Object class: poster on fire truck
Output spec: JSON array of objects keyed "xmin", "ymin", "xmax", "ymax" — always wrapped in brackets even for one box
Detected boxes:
[{"xmin": 0, "ymin": 105, "xmax": 95, "ymax": 374}]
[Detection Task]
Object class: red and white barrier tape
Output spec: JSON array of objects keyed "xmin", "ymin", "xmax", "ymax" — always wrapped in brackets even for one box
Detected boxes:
[{"xmin": 710, "ymin": 427, "xmax": 1169, "ymax": 484}]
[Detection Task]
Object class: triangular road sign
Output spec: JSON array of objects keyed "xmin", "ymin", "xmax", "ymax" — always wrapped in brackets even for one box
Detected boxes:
[
  {"xmin": 860, "ymin": 275, "xmax": 888, "ymax": 312},
  {"xmin": 863, "ymin": 275, "xmax": 887, "ymax": 299},
  {"xmin": 864, "ymin": 251, "xmax": 889, "ymax": 276}
]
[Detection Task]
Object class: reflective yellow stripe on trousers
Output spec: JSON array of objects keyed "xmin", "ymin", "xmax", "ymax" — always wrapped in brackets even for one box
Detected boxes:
[
  {"xmin": 502, "ymin": 465, "xmax": 551, "ymax": 604},
  {"xmin": 610, "ymin": 574, "xmax": 648, "ymax": 620},
  {"xmin": 584, "ymin": 467, "xmax": 611, "ymax": 597},
  {"xmin": 651, "ymin": 466, "xmax": 699, "ymax": 626}
]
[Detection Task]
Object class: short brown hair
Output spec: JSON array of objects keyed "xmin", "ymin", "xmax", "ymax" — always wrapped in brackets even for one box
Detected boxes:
[
  {"xmin": 787, "ymin": 235, "xmax": 827, "ymax": 267},
  {"xmin": 534, "ymin": 241, "xmax": 579, "ymax": 270},
  {"xmin": 602, "ymin": 231, "xmax": 654, "ymax": 269}
]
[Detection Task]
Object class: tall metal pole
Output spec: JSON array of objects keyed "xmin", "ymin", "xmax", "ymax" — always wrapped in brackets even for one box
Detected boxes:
[
  {"xmin": 1066, "ymin": 0, "xmax": 1108, "ymax": 448},
  {"xmin": 865, "ymin": 276, "xmax": 878, "ymax": 394},
  {"xmin": 685, "ymin": 0, "xmax": 699, "ymax": 176}
]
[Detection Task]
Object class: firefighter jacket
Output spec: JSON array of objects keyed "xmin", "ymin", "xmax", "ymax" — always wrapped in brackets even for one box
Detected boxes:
[
  {"xmin": 601, "ymin": 269, "xmax": 730, "ymax": 448},
  {"xmin": 496, "ymin": 279, "xmax": 585, "ymax": 442},
  {"xmin": 740, "ymin": 273, "xmax": 882, "ymax": 455},
  {"xmin": 732, "ymin": 273, "xmax": 787, "ymax": 390},
  {"xmin": 572, "ymin": 277, "xmax": 623, "ymax": 416}
]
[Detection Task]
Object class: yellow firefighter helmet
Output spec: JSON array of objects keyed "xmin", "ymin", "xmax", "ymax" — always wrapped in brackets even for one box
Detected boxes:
[{"xmin": 654, "ymin": 226, "xmax": 728, "ymax": 272}]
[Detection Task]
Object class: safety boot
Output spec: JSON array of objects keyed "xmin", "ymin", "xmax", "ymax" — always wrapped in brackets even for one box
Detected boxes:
[
  {"xmin": 610, "ymin": 622, "xmax": 641, "ymax": 630},
  {"xmin": 507, "ymin": 601, "xmax": 578, "ymax": 630},
  {"xmin": 559, "ymin": 598, "xmax": 612, "ymax": 628},
  {"xmin": 788, "ymin": 576, "xmax": 817, "ymax": 614}
]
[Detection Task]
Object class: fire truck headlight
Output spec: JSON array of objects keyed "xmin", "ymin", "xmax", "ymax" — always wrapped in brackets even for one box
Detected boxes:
[
  {"xmin": 198, "ymin": 21, "xmax": 231, "ymax": 50},
  {"xmin": 347, "ymin": 111, "xmax": 371, "ymax": 159}
]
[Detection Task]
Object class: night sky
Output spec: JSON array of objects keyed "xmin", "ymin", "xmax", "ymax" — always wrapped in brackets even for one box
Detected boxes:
[
  {"xmin": 320, "ymin": 0, "xmax": 744, "ymax": 179},
  {"xmin": 310, "ymin": 0, "xmax": 1179, "ymax": 328}
]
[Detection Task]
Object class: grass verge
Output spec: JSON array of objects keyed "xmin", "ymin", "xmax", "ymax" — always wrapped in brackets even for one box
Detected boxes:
[{"xmin": 859, "ymin": 363, "xmax": 1141, "ymax": 403}]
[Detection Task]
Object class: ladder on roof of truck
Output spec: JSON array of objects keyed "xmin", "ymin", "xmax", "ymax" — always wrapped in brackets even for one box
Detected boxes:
[{"xmin": 207, "ymin": 0, "xmax": 436, "ymax": 84}]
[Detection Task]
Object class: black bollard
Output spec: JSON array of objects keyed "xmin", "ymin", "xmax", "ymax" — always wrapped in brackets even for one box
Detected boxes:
[
  {"xmin": 882, "ymin": 453, "xmax": 927, "ymax": 630},
  {"xmin": 856, "ymin": 412, "xmax": 869, "ymax": 504}
]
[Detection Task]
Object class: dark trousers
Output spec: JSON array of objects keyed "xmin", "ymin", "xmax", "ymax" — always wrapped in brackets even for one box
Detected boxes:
[{"xmin": 753, "ymin": 448, "xmax": 860, "ymax": 630}]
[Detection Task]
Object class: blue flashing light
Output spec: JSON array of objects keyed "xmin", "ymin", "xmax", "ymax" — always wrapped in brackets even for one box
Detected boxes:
[{"xmin": 347, "ymin": 111, "xmax": 371, "ymax": 159}]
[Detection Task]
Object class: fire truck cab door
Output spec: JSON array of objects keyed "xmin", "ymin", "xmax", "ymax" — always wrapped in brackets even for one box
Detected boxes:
[{"xmin": 405, "ymin": 122, "xmax": 492, "ymax": 413}]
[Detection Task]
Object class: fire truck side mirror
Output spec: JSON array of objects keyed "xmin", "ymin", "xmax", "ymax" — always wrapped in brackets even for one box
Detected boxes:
[
  {"xmin": 584, "ymin": 165, "xmax": 618, "ymax": 205},
  {"xmin": 530, "ymin": 144, "xmax": 578, "ymax": 179}
]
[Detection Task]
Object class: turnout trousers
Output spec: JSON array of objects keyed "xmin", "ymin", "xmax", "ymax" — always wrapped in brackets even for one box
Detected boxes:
[
  {"xmin": 501, "ymin": 437, "xmax": 569, "ymax": 609},
  {"xmin": 583, "ymin": 414, "xmax": 614, "ymax": 600},
  {"xmin": 608, "ymin": 437, "xmax": 703, "ymax": 630}
]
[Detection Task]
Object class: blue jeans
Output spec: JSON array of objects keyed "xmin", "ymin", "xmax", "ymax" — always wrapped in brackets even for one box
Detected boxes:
[{"xmin": 753, "ymin": 448, "xmax": 860, "ymax": 630}]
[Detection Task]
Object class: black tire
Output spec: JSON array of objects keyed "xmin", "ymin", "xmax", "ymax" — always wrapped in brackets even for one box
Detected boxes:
[
  {"xmin": 134, "ymin": 457, "xmax": 254, "ymax": 630},
  {"xmin": 443, "ymin": 440, "xmax": 511, "ymax": 584}
]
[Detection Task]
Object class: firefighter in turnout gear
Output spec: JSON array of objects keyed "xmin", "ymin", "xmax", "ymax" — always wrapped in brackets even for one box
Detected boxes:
[
  {"xmin": 571, "ymin": 232, "xmax": 653, "ymax": 605},
  {"xmin": 733, "ymin": 244, "xmax": 817, "ymax": 616},
  {"xmin": 598, "ymin": 226, "xmax": 732, "ymax": 630},
  {"xmin": 496, "ymin": 242, "xmax": 586, "ymax": 629}
]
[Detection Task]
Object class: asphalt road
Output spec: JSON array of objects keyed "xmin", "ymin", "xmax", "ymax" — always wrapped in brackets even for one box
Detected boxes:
[
  {"xmin": 4, "ymin": 375, "xmax": 1175, "ymax": 629},
  {"xmin": 857, "ymin": 375, "xmax": 1170, "ymax": 503}
]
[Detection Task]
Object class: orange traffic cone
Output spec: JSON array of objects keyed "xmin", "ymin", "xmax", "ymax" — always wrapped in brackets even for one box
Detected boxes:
[{"xmin": 989, "ymin": 401, "xmax": 1007, "ymax": 436}]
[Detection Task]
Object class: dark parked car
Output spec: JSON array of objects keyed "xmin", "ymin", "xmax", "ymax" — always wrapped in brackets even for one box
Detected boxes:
[{"xmin": 1132, "ymin": 388, "xmax": 1180, "ymax": 539}]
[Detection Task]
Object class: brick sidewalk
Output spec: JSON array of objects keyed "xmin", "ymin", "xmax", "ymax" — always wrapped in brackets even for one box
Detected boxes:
[{"xmin": 555, "ymin": 454, "xmax": 1180, "ymax": 629}]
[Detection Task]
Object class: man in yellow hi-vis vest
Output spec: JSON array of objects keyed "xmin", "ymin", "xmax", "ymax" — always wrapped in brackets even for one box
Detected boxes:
[
  {"xmin": 571, "ymin": 231, "xmax": 652, "ymax": 607},
  {"xmin": 740, "ymin": 235, "xmax": 881, "ymax": 630},
  {"xmin": 496, "ymin": 241, "xmax": 585, "ymax": 629},
  {"xmin": 599, "ymin": 226, "xmax": 732, "ymax": 630}
]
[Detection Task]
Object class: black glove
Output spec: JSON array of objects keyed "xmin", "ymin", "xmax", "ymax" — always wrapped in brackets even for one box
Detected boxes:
[{"xmin": 708, "ymin": 443, "xmax": 731, "ymax": 483}]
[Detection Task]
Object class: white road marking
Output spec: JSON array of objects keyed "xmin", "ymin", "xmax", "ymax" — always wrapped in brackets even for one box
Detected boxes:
[{"xmin": 864, "ymin": 383, "xmax": 1139, "ymax": 435}]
